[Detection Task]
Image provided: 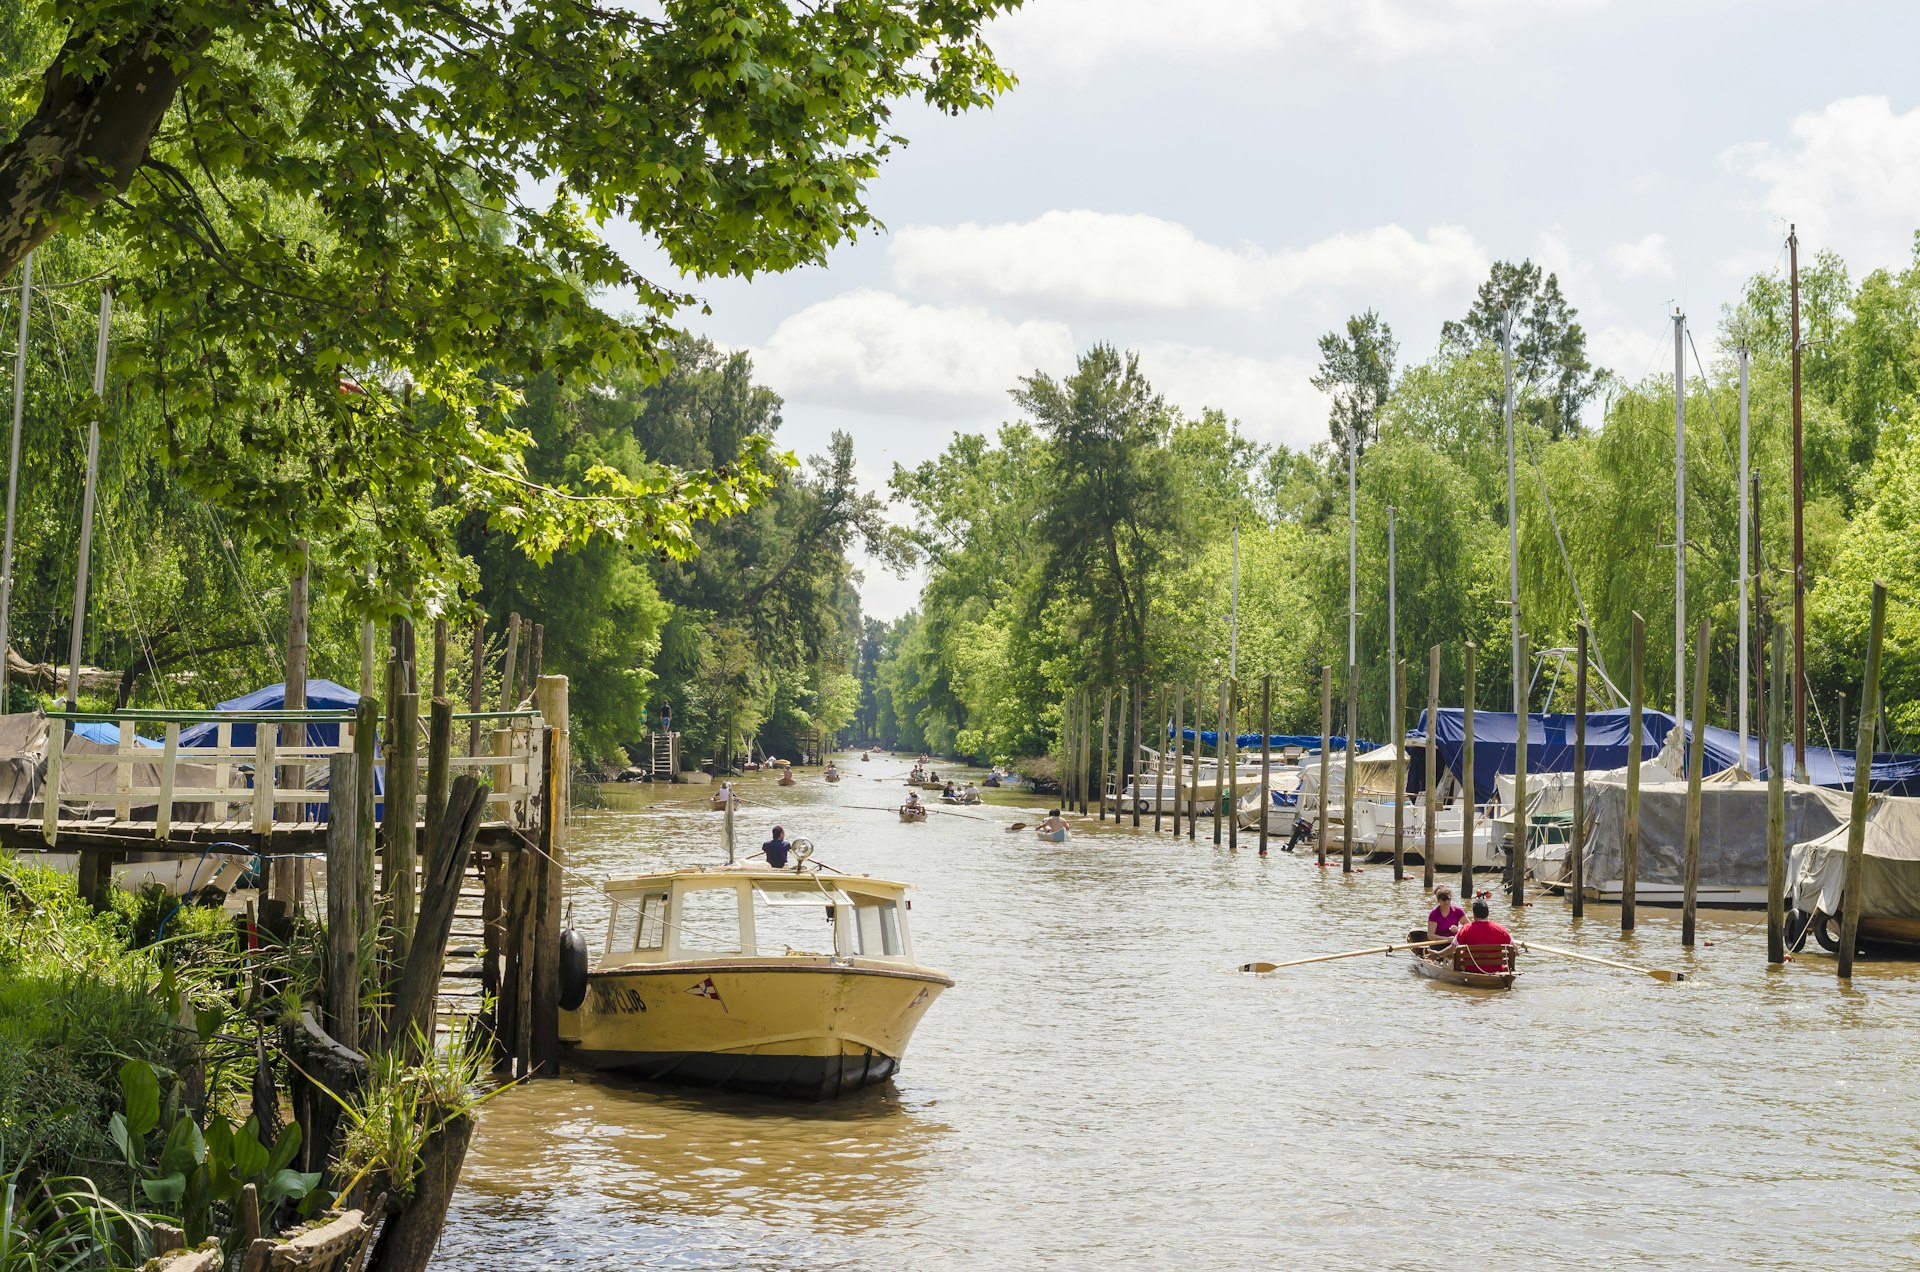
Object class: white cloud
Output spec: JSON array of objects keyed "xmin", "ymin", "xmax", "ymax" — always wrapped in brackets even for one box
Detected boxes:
[
  {"xmin": 992, "ymin": 0, "xmax": 1611, "ymax": 73},
  {"xmin": 751, "ymin": 290, "xmax": 1075, "ymax": 417},
  {"xmin": 889, "ymin": 211, "xmax": 1486, "ymax": 313},
  {"xmin": 1723, "ymin": 96, "xmax": 1920, "ymax": 271},
  {"xmin": 1609, "ymin": 233, "xmax": 1673, "ymax": 278},
  {"xmin": 1135, "ymin": 343, "xmax": 1328, "ymax": 450}
]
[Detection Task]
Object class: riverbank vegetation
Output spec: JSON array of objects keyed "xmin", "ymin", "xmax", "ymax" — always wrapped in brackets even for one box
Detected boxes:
[{"xmin": 867, "ymin": 243, "xmax": 1920, "ymax": 764}]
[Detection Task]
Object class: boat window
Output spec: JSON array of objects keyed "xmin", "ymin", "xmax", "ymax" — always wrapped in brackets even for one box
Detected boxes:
[
  {"xmin": 674, "ymin": 886, "xmax": 741, "ymax": 955},
  {"xmin": 753, "ymin": 883, "xmax": 853, "ymax": 908},
  {"xmin": 751, "ymin": 888, "xmax": 837, "ymax": 958},
  {"xmin": 634, "ymin": 891, "xmax": 669, "ymax": 951},
  {"xmin": 854, "ymin": 900, "xmax": 905, "ymax": 958}
]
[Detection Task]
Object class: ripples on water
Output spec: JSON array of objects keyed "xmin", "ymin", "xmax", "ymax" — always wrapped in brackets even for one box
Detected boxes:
[{"xmin": 431, "ymin": 761, "xmax": 1920, "ymax": 1271}]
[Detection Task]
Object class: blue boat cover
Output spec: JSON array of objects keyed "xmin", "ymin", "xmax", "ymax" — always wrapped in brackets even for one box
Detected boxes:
[
  {"xmin": 1406, "ymin": 708, "xmax": 1920, "ymax": 800},
  {"xmin": 73, "ymin": 721, "xmax": 161, "ymax": 747},
  {"xmin": 177, "ymin": 679, "xmax": 361, "ymax": 750}
]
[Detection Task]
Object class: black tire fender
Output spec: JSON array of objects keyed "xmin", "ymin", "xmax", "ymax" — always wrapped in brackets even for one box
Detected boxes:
[
  {"xmin": 1812, "ymin": 910, "xmax": 1842, "ymax": 954},
  {"xmin": 558, "ymin": 928, "xmax": 590, "ymax": 1010}
]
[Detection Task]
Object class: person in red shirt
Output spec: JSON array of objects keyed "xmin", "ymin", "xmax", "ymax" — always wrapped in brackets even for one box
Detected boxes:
[{"xmin": 1449, "ymin": 897, "xmax": 1513, "ymax": 973}]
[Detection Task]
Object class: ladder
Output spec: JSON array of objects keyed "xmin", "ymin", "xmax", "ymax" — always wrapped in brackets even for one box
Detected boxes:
[{"xmin": 649, "ymin": 731, "xmax": 678, "ymax": 779}]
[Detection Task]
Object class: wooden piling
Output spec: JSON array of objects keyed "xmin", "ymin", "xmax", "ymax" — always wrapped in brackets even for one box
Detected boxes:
[
  {"xmin": 1838, "ymin": 581, "xmax": 1887, "ymax": 980},
  {"xmin": 1154, "ymin": 685, "xmax": 1167, "ymax": 832},
  {"xmin": 324, "ymin": 753, "xmax": 360, "ymax": 1052},
  {"xmin": 276, "ymin": 546, "xmax": 310, "ymax": 907},
  {"xmin": 1258, "ymin": 675, "xmax": 1273, "ymax": 856},
  {"xmin": 1766, "ymin": 618, "xmax": 1788, "ymax": 965},
  {"xmin": 1681, "ymin": 615, "xmax": 1711, "ymax": 946},
  {"xmin": 391, "ymin": 775, "xmax": 485, "ymax": 1060},
  {"xmin": 1572, "ymin": 624, "xmax": 1588, "ymax": 919},
  {"xmin": 1079, "ymin": 689, "xmax": 1093, "ymax": 817},
  {"xmin": 1623, "ymin": 612, "xmax": 1645, "ymax": 932},
  {"xmin": 1131, "ymin": 682, "xmax": 1143, "ymax": 829},
  {"xmin": 532, "ymin": 726, "xmax": 563, "ymax": 1073},
  {"xmin": 386, "ymin": 691, "xmax": 420, "ymax": 967},
  {"xmin": 1058, "ymin": 692, "xmax": 1072, "ymax": 810},
  {"xmin": 1212, "ymin": 681, "xmax": 1227, "ymax": 846},
  {"xmin": 501, "ymin": 613, "xmax": 522, "ymax": 711},
  {"xmin": 352, "ymin": 698, "xmax": 379, "ymax": 1047},
  {"xmin": 1341, "ymin": 663, "xmax": 1356, "ymax": 874},
  {"xmin": 1228, "ymin": 680, "xmax": 1240, "ymax": 851},
  {"xmin": 1425, "ymin": 646, "xmax": 1439, "ymax": 891},
  {"xmin": 479, "ymin": 852, "xmax": 504, "ymax": 1063},
  {"xmin": 1317, "ymin": 665, "xmax": 1331, "ymax": 866},
  {"xmin": 1171, "ymin": 686, "xmax": 1185, "ymax": 837},
  {"xmin": 1098, "ymin": 690, "xmax": 1113, "ymax": 822},
  {"xmin": 423, "ymin": 698, "xmax": 452, "ymax": 915},
  {"xmin": 468, "ymin": 620, "xmax": 486, "ymax": 756},
  {"xmin": 1391, "ymin": 658, "xmax": 1405, "ymax": 882},
  {"xmin": 1512, "ymin": 632, "xmax": 1528, "ymax": 906},
  {"xmin": 1462, "ymin": 642, "xmax": 1476, "ymax": 896},
  {"xmin": 531, "ymin": 622, "xmax": 544, "ymax": 684},
  {"xmin": 432, "ymin": 618, "xmax": 448, "ymax": 700}
]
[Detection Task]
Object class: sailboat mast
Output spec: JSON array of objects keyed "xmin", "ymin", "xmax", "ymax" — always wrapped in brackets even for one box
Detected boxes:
[
  {"xmin": 1737, "ymin": 346, "xmax": 1751, "ymax": 769},
  {"xmin": 0, "ymin": 251, "xmax": 31, "ymax": 712},
  {"xmin": 1503, "ymin": 313, "xmax": 1520, "ymax": 711},
  {"xmin": 1673, "ymin": 309, "xmax": 1686, "ymax": 726},
  {"xmin": 1229, "ymin": 520, "xmax": 1239, "ymax": 680},
  {"xmin": 1789, "ymin": 226, "xmax": 1807, "ymax": 780},
  {"xmin": 66, "ymin": 288, "xmax": 111, "ymax": 710}
]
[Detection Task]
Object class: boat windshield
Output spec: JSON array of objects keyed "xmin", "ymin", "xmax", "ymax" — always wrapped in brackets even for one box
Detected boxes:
[
  {"xmin": 606, "ymin": 889, "xmax": 670, "ymax": 956},
  {"xmin": 673, "ymin": 886, "xmax": 742, "ymax": 956}
]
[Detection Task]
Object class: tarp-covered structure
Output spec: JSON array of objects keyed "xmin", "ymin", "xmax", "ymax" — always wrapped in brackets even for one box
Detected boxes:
[
  {"xmin": 1408, "ymin": 708, "xmax": 1920, "ymax": 802},
  {"xmin": 1174, "ymin": 728, "xmax": 1373, "ymax": 752},
  {"xmin": 178, "ymin": 679, "xmax": 361, "ymax": 749},
  {"xmin": 1583, "ymin": 773, "xmax": 1849, "ymax": 895},
  {"xmin": 1791, "ymin": 796, "xmax": 1920, "ymax": 920}
]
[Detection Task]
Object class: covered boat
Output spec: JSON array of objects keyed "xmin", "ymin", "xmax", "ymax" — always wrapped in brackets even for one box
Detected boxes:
[
  {"xmin": 1791, "ymin": 796, "xmax": 1920, "ymax": 950},
  {"xmin": 559, "ymin": 859, "xmax": 951, "ymax": 1099}
]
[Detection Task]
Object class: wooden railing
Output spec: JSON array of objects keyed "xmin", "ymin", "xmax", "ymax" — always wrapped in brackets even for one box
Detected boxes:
[{"xmin": 36, "ymin": 706, "xmax": 546, "ymax": 843}]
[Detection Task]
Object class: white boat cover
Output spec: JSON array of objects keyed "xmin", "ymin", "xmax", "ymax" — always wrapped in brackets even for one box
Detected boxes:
[
  {"xmin": 1584, "ymin": 776, "xmax": 1849, "ymax": 892},
  {"xmin": 1791, "ymin": 796, "xmax": 1920, "ymax": 918}
]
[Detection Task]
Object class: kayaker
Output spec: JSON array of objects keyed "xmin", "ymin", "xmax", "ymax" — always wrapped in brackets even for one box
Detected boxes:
[
  {"xmin": 1037, "ymin": 809, "xmax": 1069, "ymax": 835},
  {"xmin": 1448, "ymin": 897, "xmax": 1514, "ymax": 974},
  {"xmin": 762, "ymin": 825, "xmax": 794, "ymax": 868},
  {"xmin": 1409, "ymin": 884, "xmax": 1464, "ymax": 946}
]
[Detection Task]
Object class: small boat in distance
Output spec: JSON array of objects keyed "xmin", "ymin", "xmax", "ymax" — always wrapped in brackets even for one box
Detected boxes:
[
  {"xmin": 559, "ymin": 851, "xmax": 952, "ymax": 1099},
  {"xmin": 824, "ymin": 763, "xmax": 841, "ymax": 784},
  {"xmin": 1037, "ymin": 826, "xmax": 1069, "ymax": 844},
  {"xmin": 899, "ymin": 803, "xmax": 928, "ymax": 823},
  {"xmin": 1412, "ymin": 944, "xmax": 1517, "ymax": 990}
]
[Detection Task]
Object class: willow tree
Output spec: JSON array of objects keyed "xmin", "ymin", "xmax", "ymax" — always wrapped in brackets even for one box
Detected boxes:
[{"xmin": 0, "ymin": 0, "xmax": 1019, "ymax": 599}]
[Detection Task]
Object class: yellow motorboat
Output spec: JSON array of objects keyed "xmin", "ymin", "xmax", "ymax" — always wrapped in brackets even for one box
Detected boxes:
[{"xmin": 559, "ymin": 853, "xmax": 952, "ymax": 1100}]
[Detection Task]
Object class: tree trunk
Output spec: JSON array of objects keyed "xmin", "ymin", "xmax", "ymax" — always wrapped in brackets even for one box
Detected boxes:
[
  {"xmin": 0, "ymin": 21, "xmax": 206, "ymax": 276},
  {"xmin": 365, "ymin": 1111, "xmax": 475, "ymax": 1272}
]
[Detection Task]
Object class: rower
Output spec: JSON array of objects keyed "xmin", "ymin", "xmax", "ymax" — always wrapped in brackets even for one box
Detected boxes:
[
  {"xmin": 943, "ymin": 781, "xmax": 956, "ymax": 797},
  {"xmin": 1410, "ymin": 884, "xmax": 1464, "ymax": 947},
  {"xmin": 1448, "ymin": 897, "xmax": 1514, "ymax": 974},
  {"xmin": 904, "ymin": 791, "xmax": 922, "ymax": 808},
  {"xmin": 762, "ymin": 824, "xmax": 795, "ymax": 869},
  {"xmin": 1036, "ymin": 809, "xmax": 1069, "ymax": 834}
]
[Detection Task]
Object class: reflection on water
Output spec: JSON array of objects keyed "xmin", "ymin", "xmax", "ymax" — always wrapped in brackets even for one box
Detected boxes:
[{"xmin": 434, "ymin": 758, "xmax": 1920, "ymax": 1271}]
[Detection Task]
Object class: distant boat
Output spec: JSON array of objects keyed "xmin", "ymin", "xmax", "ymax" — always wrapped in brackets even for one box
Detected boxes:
[
  {"xmin": 899, "ymin": 804, "xmax": 928, "ymax": 823},
  {"xmin": 1036, "ymin": 827, "xmax": 1069, "ymax": 844}
]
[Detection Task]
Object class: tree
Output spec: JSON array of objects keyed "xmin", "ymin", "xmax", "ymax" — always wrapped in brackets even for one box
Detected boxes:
[
  {"xmin": 0, "ymin": 0, "xmax": 1017, "ymax": 603},
  {"xmin": 1312, "ymin": 310, "xmax": 1397, "ymax": 456},
  {"xmin": 1016, "ymin": 345, "xmax": 1180, "ymax": 683},
  {"xmin": 1442, "ymin": 260, "xmax": 1599, "ymax": 438}
]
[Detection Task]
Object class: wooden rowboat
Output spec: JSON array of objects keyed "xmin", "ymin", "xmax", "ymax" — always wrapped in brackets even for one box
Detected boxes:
[{"xmin": 1412, "ymin": 945, "xmax": 1516, "ymax": 990}]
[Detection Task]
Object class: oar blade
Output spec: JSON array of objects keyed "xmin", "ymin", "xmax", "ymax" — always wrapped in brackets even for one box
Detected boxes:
[{"xmin": 1239, "ymin": 961, "xmax": 1279, "ymax": 974}]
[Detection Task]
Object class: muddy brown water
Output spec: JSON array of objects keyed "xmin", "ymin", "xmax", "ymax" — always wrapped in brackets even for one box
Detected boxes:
[{"xmin": 430, "ymin": 759, "xmax": 1920, "ymax": 1270}]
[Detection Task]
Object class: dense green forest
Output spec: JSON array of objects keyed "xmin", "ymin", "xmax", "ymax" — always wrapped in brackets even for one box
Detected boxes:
[{"xmin": 864, "ymin": 244, "xmax": 1920, "ymax": 766}]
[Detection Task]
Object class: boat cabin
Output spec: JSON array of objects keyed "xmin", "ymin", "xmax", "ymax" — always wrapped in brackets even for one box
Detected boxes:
[{"xmin": 597, "ymin": 869, "xmax": 921, "ymax": 968}]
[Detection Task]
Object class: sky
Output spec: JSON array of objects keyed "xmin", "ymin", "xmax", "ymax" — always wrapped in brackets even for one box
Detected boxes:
[{"xmin": 605, "ymin": 0, "xmax": 1920, "ymax": 621}]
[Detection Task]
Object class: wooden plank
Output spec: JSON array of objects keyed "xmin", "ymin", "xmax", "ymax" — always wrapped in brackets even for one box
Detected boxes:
[
  {"xmin": 155, "ymin": 722, "xmax": 180, "ymax": 841},
  {"xmin": 325, "ymin": 753, "xmax": 359, "ymax": 1051},
  {"xmin": 211, "ymin": 721, "xmax": 232, "ymax": 823},
  {"xmin": 114, "ymin": 720, "xmax": 131, "ymax": 821},
  {"xmin": 253, "ymin": 729, "xmax": 274, "ymax": 833},
  {"xmin": 41, "ymin": 719, "xmax": 61, "ymax": 844}
]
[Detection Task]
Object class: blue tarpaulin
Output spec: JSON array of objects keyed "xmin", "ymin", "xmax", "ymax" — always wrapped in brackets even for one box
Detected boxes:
[
  {"xmin": 1406, "ymin": 707, "xmax": 1920, "ymax": 800},
  {"xmin": 177, "ymin": 679, "xmax": 361, "ymax": 750},
  {"xmin": 73, "ymin": 721, "xmax": 160, "ymax": 747},
  {"xmin": 1173, "ymin": 728, "xmax": 1375, "ymax": 752}
]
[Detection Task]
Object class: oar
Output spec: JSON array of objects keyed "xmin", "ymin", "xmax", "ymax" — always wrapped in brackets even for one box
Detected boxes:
[
  {"xmin": 1239, "ymin": 939, "xmax": 1448, "ymax": 973},
  {"xmin": 1521, "ymin": 941, "xmax": 1685, "ymax": 983},
  {"xmin": 1004, "ymin": 822, "xmax": 1029, "ymax": 833}
]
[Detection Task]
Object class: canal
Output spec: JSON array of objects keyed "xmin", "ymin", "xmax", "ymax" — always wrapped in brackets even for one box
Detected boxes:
[{"xmin": 431, "ymin": 759, "xmax": 1920, "ymax": 1270}]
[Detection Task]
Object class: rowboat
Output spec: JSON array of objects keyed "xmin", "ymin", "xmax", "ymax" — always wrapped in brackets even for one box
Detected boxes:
[
  {"xmin": 899, "ymin": 804, "xmax": 928, "ymax": 823},
  {"xmin": 1412, "ymin": 945, "xmax": 1516, "ymax": 990},
  {"xmin": 941, "ymin": 792, "xmax": 981, "ymax": 805},
  {"xmin": 559, "ymin": 857, "xmax": 951, "ymax": 1099},
  {"xmin": 1036, "ymin": 827, "xmax": 1069, "ymax": 844},
  {"xmin": 824, "ymin": 767, "xmax": 841, "ymax": 784}
]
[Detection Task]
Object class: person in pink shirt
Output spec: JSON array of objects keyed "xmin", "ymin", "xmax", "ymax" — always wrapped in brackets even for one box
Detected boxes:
[{"xmin": 1408, "ymin": 884, "xmax": 1464, "ymax": 946}]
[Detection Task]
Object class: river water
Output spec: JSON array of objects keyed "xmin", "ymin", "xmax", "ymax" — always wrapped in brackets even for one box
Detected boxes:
[{"xmin": 431, "ymin": 759, "xmax": 1920, "ymax": 1271}]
